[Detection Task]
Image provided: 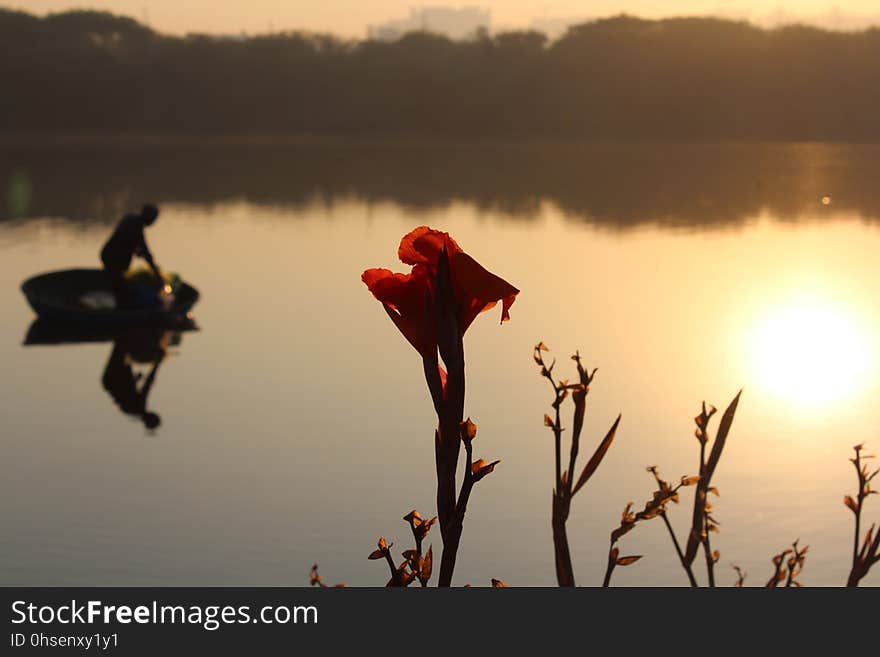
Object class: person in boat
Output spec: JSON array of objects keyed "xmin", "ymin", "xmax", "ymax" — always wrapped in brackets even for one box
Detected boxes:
[
  {"xmin": 100, "ymin": 203, "xmax": 162, "ymax": 309},
  {"xmin": 101, "ymin": 330, "xmax": 165, "ymax": 431}
]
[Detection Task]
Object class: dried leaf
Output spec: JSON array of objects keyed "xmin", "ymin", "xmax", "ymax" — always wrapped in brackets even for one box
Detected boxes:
[
  {"xmin": 704, "ymin": 390, "xmax": 742, "ymax": 483},
  {"xmin": 572, "ymin": 414, "xmax": 622, "ymax": 496},
  {"xmin": 681, "ymin": 475, "xmax": 701, "ymax": 487},
  {"xmin": 844, "ymin": 495, "xmax": 858, "ymax": 513},
  {"xmin": 616, "ymin": 555, "xmax": 642, "ymax": 566},
  {"xmin": 685, "ymin": 390, "xmax": 741, "ymax": 567},
  {"xmin": 733, "ymin": 565, "xmax": 746, "ymax": 587},
  {"xmin": 309, "ymin": 564, "xmax": 321, "ymax": 586},
  {"xmin": 480, "ymin": 460, "xmax": 501, "ymax": 475},
  {"xmin": 414, "ymin": 516, "xmax": 437, "ymax": 540},
  {"xmin": 474, "ymin": 459, "xmax": 501, "ymax": 481},
  {"xmin": 491, "ymin": 579, "xmax": 507, "ymax": 588},
  {"xmin": 368, "ymin": 549, "xmax": 385, "ymax": 560},
  {"xmin": 544, "ymin": 414, "xmax": 554, "ymax": 428},
  {"xmin": 862, "ymin": 527, "xmax": 875, "ymax": 554},
  {"xmin": 419, "ymin": 546, "xmax": 433, "ymax": 584},
  {"xmin": 570, "ymin": 385, "xmax": 587, "ymax": 449},
  {"xmin": 462, "ymin": 418, "xmax": 477, "ymax": 441}
]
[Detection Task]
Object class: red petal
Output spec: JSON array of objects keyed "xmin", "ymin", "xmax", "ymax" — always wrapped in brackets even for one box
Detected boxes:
[
  {"xmin": 397, "ymin": 227, "xmax": 518, "ymax": 332},
  {"xmin": 362, "ymin": 266, "xmax": 435, "ymax": 356},
  {"xmin": 437, "ymin": 363, "xmax": 447, "ymax": 393},
  {"xmin": 398, "ymin": 226, "xmax": 461, "ymax": 266},
  {"xmin": 450, "ymin": 252, "xmax": 520, "ymax": 332},
  {"xmin": 366, "ymin": 226, "xmax": 519, "ymax": 354}
]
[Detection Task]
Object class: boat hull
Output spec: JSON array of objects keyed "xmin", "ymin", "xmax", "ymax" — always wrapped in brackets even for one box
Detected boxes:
[{"xmin": 21, "ymin": 268, "xmax": 200, "ymax": 327}]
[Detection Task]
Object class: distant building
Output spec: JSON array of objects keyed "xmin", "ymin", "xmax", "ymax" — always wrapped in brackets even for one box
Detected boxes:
[{"xmin": 368, "ymin": 6, "xmax": 491, "ymax": 41}]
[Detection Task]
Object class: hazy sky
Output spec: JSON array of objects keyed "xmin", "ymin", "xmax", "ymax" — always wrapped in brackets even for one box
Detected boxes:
[{"xmin": 10, "ymin": 1, "xmax": 880, "ymax": 36}]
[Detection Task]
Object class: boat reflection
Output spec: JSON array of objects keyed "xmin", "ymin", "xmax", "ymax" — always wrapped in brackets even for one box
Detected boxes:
[{"xmin": 23, "ymin": 319, "xmax": 197, "ymax": 432}]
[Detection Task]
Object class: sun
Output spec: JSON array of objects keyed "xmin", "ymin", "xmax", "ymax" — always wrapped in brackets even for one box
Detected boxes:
[{"xmin": 748, "ymin": 294, "xmax": 873, "ymax": 409}]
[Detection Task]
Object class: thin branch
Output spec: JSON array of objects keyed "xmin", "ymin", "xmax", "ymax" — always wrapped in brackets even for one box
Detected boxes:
[
  {"xmin": 660, "ymin": 510, "xmax": 699, "ymax": 587},
  {"xmin": 602, "ymin": 546, "xmax": 617, "ymax": 587},
  {"xmin": 702, "ymin": 532, "xmax": 717, "ymax": 587}
]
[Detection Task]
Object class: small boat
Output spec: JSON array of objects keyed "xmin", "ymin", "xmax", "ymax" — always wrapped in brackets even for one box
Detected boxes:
[{"xmin": 21, "ymin": 268, "xmax": 200, "ymax": 327}]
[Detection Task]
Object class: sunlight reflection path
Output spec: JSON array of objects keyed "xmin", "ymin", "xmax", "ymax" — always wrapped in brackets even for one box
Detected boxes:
[{"xmin": 749, "ymin": 293, "xmax": 873, "ymax": 410}]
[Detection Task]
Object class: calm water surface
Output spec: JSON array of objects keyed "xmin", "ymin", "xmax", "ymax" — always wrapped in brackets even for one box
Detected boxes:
[{"xmin": 1, "ymin": 141, "xmax": 879, "ymax": 586}]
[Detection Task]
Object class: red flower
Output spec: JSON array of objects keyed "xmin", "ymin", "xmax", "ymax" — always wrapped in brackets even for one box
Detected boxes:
[{"xmin": 362, "ymin": 227, "xmax": 519, "ymax": 359}]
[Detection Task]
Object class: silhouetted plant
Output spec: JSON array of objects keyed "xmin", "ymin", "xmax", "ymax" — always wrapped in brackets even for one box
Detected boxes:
[
  {"xmin": 368, "ymin": 510, "xmax": 437, "ymax": 587},
  {"xmin": 362, "ymin": 226, "xmax": 518, "ymax": 586},
  {"xmin": 534, "ymin": 343, "xmax": 621, "ymax": 586},
  {"xmin": 369, "ymin": 536, "xmax": 414, "ymax": 587},
  {"xmin": 313, "ymin": 303, "xmax": 880, "ymax": 588},
  {"xmin": 602, "ymin": 392, "xmax": 740, "ymax": 587},
  {"xmin": 765, "ymin": 541, "xmax": 808, "ymax": 587},
  {"xmin": 683, "ymin": 393, "xmax": 741, "ymax": 586},
  {"xmin": 461, "ymin": 579, "xmax": 508, "ymax": 588},
  {"xmin": 310, "ymin": 393, "xmax": 880, "ymax": 587},
  {"xmin": 602, "ymin": 467, "xmax": 699, "ymax": 586},
  {"xmin": 844, "ymin": 443, "xmax": 880, "ymax": 587},
  {"xmin": 308, "ymin": 564, "xmax": 345, "ymax": 588}
]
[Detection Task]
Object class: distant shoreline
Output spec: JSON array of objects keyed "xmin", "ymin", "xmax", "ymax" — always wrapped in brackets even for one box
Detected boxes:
[{"xmin": 3, "ymin": 134, "xmax": 880, "ymax": 149}]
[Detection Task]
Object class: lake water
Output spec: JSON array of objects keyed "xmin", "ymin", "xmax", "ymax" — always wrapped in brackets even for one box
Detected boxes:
[{"xmin": 1, "ymin": 140, "xmax": 879, "ymax": 587}]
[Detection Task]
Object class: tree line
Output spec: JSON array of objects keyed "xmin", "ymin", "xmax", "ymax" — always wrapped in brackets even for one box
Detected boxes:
[{"xmin": 2, "ymin": 8, "xmax": 879, "ymax": 139}]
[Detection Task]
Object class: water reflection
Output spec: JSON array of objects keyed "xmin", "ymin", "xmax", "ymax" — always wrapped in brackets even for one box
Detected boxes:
[
  {"xmin": 2, "ymin": 140, "xmax": 880, "ymax": 228},
  {"xmin": 3, "ymin": 143, "xmax": 880, "ymax": 586},
  {"xmin": 748, "ymin": 293, "xmax": 874, "ymax": 411},
  {"xmin": 24, "ymin": 321, "xmax": 194, "ymax": 432}
]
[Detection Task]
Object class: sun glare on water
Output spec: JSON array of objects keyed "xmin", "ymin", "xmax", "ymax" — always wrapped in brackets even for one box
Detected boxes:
[{"xmin": 749, "ymin": 294, "xmax": 873, "ymax": 410}]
